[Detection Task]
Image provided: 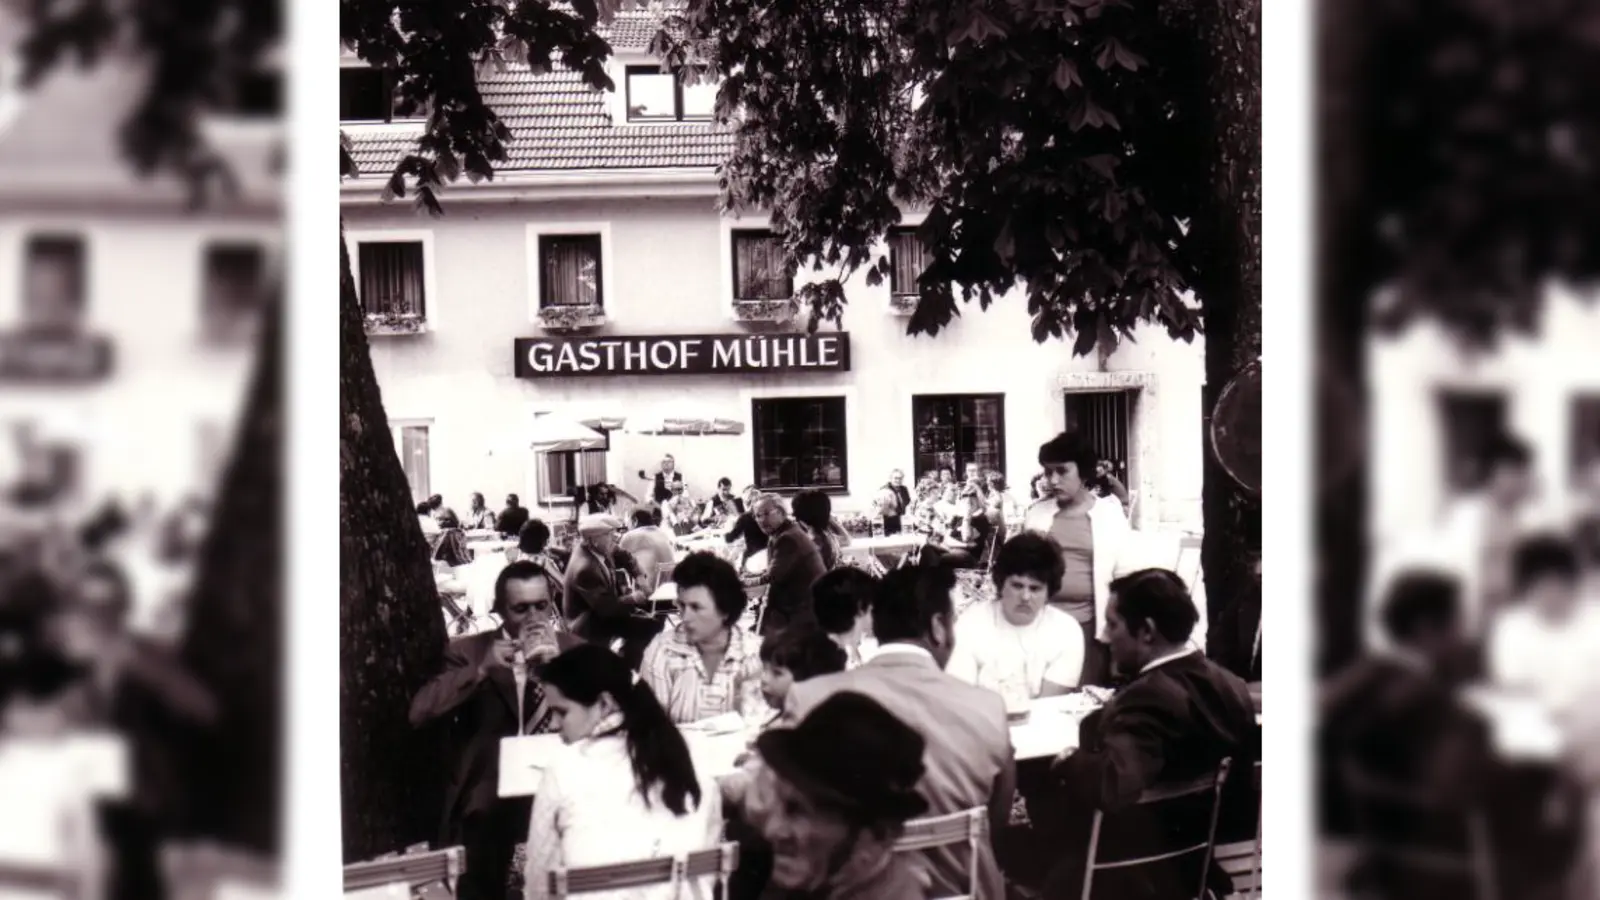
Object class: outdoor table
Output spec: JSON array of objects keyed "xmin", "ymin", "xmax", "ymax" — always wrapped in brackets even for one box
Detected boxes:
[{"xmin": 466, "ymin": 539, "xmax": 514, "ymax": 560}]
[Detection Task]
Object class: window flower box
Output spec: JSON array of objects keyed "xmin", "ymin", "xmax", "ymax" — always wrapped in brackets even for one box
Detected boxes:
[
  {"xmin": 889, "ymin": 293, "xmax": 918, "ymax": 316},
  {"xmin": 363, "ymin": 311, "xmax": 427, "ymax": 336},
  {"xmin": 732, "ymin": 298, "xmax": 798, "ymax": 324},
  {"xmin": 537, "ymin": 304, "xmax": 608, "ymax": 333}
]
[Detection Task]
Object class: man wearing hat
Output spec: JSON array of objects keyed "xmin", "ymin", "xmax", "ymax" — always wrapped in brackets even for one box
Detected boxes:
[
  {"xmin": 562, "ymin": 512, "xmax": 661, "ymax": 669},
  {"xmin": 753, "ymin": 691, "xmax": 930, "ymax": 899}
]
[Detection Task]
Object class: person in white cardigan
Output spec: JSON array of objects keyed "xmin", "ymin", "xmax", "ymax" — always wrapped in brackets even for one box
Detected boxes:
[{"xmin": 1023, "ymin": 432, "xmax": 1135, "ymax": 685}]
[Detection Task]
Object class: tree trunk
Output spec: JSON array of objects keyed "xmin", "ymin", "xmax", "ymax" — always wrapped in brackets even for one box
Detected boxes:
[
  {"xmin": 339, "ymin": 223, "xmax": 451, "ymax": 861},
  {"xmin": 1314, "ymin": 0, "xmax": 1375, "ymax": 676},
  {"xmin": 1188, "ymin": 0, "xmax": 1262, "ymax": 665},
  {"xmin": 176, "ymin": 285, "xmax": 284, "ymax": 854}
]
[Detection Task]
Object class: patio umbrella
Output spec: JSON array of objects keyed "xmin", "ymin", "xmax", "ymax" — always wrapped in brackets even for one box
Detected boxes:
[
  {"xmin": 562, "ymin": 404, "xmax": 628, "ymax": 432},
  {"xmin": 627, "ymin": 400, "xmax": 745, "ymax": 437},
  {"xmin": 488, "ymin": 412, "xmax": 608, "ymax": 455}
]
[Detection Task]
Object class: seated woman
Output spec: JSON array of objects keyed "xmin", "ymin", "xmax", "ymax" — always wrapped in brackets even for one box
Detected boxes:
[
  {"xmin": 639, "ymin": 552, "xmax": 765, "ymax": 724},
  {"xmin": 810, "ymin": 567, "xmax": 877, "ymax": 669},
  {"xmin": 790, "ymin": 490, "xmax": 851, "ymax": 571},
  {"xmin": 524, "ymin": 645, "xmax": 723, "ymax": 900},
  {"xmin": 945, "ymin": 532, "xmax": 1084, "ymax": 701}
]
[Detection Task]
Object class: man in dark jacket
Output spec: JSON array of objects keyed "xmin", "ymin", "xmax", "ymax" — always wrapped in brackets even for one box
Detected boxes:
[
  {"xmin": 496, "ymin": 494, "xmax": 529, "ymax": 538},
  {"xmin": 410, "ymin": 560, "xmax": 582, "ymax": 900},
  {"xmin": 753, "ymin": 496, "xmax": 826, "ymax": 636},
  {"xmin": 879, "ymin": 469, "xmax": 913, "ymax": 535},
  {"xmin": 1040, "ymin": 568, "xmax": 1258, "ymax": 899},
  {"xmin": 560, "ymin": 513, "xmax": 660, "ymax": 668}
]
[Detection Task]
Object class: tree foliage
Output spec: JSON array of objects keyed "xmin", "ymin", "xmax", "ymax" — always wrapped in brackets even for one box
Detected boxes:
[
  {"xmin": 646, "ymin": 0, "xmax": 1228, "ymax": 354},
  {"xmin": 340, "ymin": 0, "xmax": 627, "ymax": 212},
  {"xmin": 1336, "ymin": 0, "xmax": 1600, "ymax": 342}
]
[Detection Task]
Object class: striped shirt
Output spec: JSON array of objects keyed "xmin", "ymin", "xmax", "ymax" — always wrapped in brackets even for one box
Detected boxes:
[{"xmin": 640, "ymin": 623, "xmax": 765, "ymax": 724}]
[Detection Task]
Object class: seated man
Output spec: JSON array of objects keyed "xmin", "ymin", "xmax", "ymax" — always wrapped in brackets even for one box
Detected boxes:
[
  {"xmin": 409, "ymin": 561, "xmax": 582, "ymax": 900},
  {"xmin": 617, "ymin": 506, "xmax": 676, "ymax": 594},
  {"xmin": 946, "ymin": 532, "xmax": 1084, "ymax": 701},
  {"xmin": 1038, "ymin": 568, "xmax": 1257, "ymax": 899},
  {"xmin": 811, "ymin": 566, "xmax": 878, "ymax": 669},
  {"xmin": 561, "ymin": 514, "xmax": 661, "ymax": 669},
  {"xmin": 1322, "ymin": 568, "xmax": 1581, "ymax": 898}
]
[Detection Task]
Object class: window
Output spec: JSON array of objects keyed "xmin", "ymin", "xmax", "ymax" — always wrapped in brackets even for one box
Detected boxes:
[
  {"xmin": 625, "ymin": 65, "xmax": 715, "ymax": 122},
  {"xmin": 202, "ymin": 243, "xmax": 266, "ymax": 339},
  {"xmin": 1436, "ymin": 389, "xmax": 1507, "ymax": 493},
  {"xmin": 888, "ymin": 227, "xmax": 929, "ymax": 297},
  {"xmin": 913, "ymin": 395, "xmax": 1006, "ymax": 479},
  {"xmin": 1062, "ymin": 391, "xmax": 1134, "ymax": 483},
  {"xmin": 731, "ymin": 230, "xmax": 794, "ymax": 301},
  {"xmin": 393, "ymin": 423, "xmax": 431, "ymax": 504},
  {"xmin": 357, "ymin": 241, "xmax": 427, "ymax": 319},
  {"xmin": 22, "ymin": 235, "xmax": 86, "ymax": 332},
  {"xmin": 1572, "ymin": 395, "xmax": 1600, "ymax": 483},
  {"xmin": 538, "ymin": 235, "xmax": 603, "ymax": 309},
  {"xmin": 752, "ymin": 397, "xmax": 848, "ymax": 492},
  {"xmin": 537, "ymin": 449, "xmax": 610, "ymax": 503},
  {"xmin": 339, "ymin": 66, "xmax": 427, "ymax": 123}
]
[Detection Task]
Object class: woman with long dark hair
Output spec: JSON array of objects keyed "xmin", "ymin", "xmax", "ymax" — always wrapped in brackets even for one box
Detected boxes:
[{"xmin": 523, "ymin": 644, "xmax": 723, "ymax": 900}]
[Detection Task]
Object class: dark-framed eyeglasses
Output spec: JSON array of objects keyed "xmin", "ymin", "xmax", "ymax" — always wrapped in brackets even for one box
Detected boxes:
[{"xmin": 508, "ymin": 599, "xmax": 553, "ymax": 615}]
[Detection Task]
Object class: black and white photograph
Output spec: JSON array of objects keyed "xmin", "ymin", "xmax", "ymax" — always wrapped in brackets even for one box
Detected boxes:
[
  {"xmin": 338, "ymin": 2, "xmax": 1261, "ymax": 899},
  {"xmin": 1315, "ymin": 1, "xmax": 1600, "ymax": 898}
]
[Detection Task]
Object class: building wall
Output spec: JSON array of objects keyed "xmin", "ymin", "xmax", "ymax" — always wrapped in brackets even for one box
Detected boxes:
[
  {"xmin": 1370, "ymin": 284, "xmax": 1600, "ymax": 541},
  {"xmin": 344, "ymin": 195, "xmax": 1206, "ymax": 529},
  {"xmin": 0, "ymin": 211, "xmax": 276, "ymax": 508}
]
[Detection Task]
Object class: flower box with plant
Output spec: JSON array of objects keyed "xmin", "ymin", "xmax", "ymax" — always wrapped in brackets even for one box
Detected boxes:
[
  {"xmin": 889, "ymin": 293, "xmax": 919, "ymax": 315},
  {"xmin": 536, "ymin": 304, "xmax": 608, "ymax": 332},
  {"xmin": 838, "ymin": 513, "xmax": 876, "ymax": 539},
  {"xmin": 732, "ymin": 298, "xmax": 798, "ymax": 323},
  {"xmin": 363, "ymin": 310, "xmax": 427, "ymax": 336}
]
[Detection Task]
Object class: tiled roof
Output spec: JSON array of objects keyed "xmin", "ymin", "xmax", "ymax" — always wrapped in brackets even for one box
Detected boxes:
[{"xmin": 344, "ymin": 6, "xmax": 734, "ymax": 177}]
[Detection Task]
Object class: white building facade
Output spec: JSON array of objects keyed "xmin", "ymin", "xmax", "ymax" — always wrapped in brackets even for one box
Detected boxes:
[
  {"xmin": 1370, "ymin": 285, "xmax": 1600, "ymax": 542},
  {"xmin": 0, "ymin": 17, "xmax": 279, "ymax": 511},
  {"xmin": 341, "ymin": 13, "xmax": 1206, "ymax": 531}
]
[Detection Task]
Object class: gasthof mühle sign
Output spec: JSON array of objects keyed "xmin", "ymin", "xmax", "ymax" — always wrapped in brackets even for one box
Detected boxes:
[{"xmin": 513, "ymin": 332, "xmax": 851, "ymax": 378}]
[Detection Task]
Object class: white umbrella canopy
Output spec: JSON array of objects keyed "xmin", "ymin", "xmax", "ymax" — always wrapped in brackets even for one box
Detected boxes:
[
  {"xmin": 627, "ymin": 400, "xmax": 745, "ymax": 436},
  {"xmin": 488, "ymin": 412, "xmax": 607, "ymax": 455},
  {"xmin": 562, "ymin": 404, "xmax": 628, "ymax": 432}
]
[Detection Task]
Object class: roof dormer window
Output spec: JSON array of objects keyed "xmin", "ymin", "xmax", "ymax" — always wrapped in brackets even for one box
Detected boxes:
[
  {"xmin": 624, "ymin": 65, "xmax": 715, "ymax": 123},
  {"xmin": 340, "ymin": 64, "xmax": 429, "ymax": 124}
]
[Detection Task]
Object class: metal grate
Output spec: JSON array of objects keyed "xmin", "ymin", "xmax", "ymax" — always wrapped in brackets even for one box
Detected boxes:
[{"xmin": 1062, "ymin": 390, "xmax": 1133, "ymax": 482}]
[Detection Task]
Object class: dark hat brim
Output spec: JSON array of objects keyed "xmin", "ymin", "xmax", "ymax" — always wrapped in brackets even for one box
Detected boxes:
[{"xmin": 755, "ymin": 729, "xmax": 929, "ymax": 822}]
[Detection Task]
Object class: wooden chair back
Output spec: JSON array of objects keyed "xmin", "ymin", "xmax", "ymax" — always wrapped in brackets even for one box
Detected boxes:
[
  {"xmin": 1079, "ymin": 757, "xmax": 1231, "ymax": 900},
  {"xmin": 893, "ymin": 806, "xmax": 987, "ymax": 900},
  {"xmin": 1340, "ymin": 761, "xmax": 1498, "ymax": 900},
  {"xmin": 343, "ymin": 845, "xmax": 464, "ymax": 896},
  {"xmin": 547, "ymin": 842, "xmax": 739, "ymax": 898}
]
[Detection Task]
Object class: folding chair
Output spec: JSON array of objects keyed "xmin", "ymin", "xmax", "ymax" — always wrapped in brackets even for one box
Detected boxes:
[
  {"xmin": 893, "ymin": 806, "xmax": 988, "ymax": 900},
  {"xmin": 1078, "ymin": 757, "xmax": 1232, "ymax": 900},
  {"xmin": 343, "ymin": 845, "xmax": 465, "ymax": 896},
  {"xmin": 547, "ymin": 842, "xmax": 739, "ymax": 898},
  {"xmin": 1341, "ymin": 761, "xmax": 1498, "ymax": 900},
  {"xmin": 742, "ymin": 583, "xmax": 768, "ymax": 635}
]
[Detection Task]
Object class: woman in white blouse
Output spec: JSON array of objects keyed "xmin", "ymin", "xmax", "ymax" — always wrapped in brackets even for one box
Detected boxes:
[
  {"xmin": 1488, "ymin": 533, "xmax": 1600, "ymax": 720},
  {"xmin": 525, "ymin": 644, "xmax": 723, "ymax": 900},
  {"xmin": 946, "ymin": 532, "xmax": 1085, "ymax": 703}
]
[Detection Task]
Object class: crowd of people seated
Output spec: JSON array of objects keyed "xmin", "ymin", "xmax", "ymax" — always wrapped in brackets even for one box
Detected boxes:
[
  {"xmin": 408, "ymin": 430, "xmax": 1259, "ymax": 900},
  {"xmin": 1323, "ymin": 431, "xmax": 1600, "ymax": 898}
]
